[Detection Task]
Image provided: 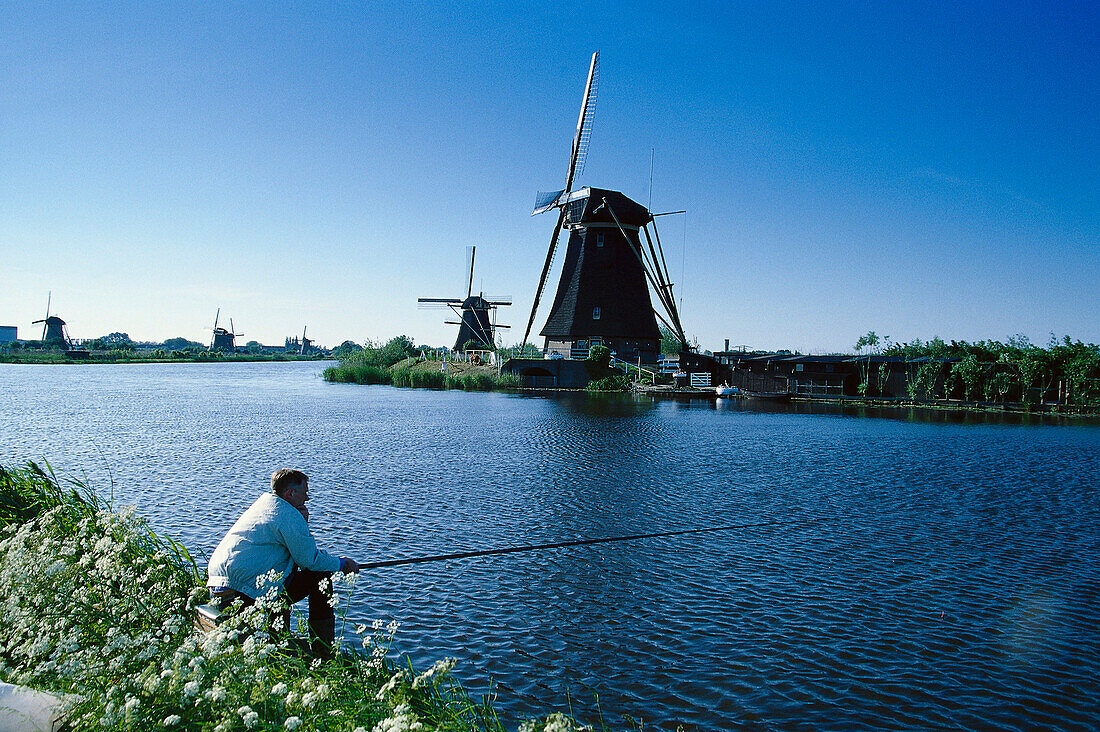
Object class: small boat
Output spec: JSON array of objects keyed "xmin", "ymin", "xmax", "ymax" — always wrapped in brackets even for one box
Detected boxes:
[{"xmin": 714, "ymin": 383, "xmax": 738, "ymax": 397}]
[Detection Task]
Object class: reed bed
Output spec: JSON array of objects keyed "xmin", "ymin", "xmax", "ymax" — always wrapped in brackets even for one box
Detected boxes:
[
  {"xmin": 0, "ymin": 463, "xmax": 593, "ymax": 731},
  {"xmin": 324, "ymin": 362, "xmax": 520, "ymax": 392}
]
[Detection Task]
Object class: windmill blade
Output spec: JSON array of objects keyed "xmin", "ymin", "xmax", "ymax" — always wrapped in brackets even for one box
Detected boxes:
[
  {"xmin": 532, "ymin": 190, "xmax": 566, "ymax": 215},
  {"xmin": 573, "ymin": 51, "xmax": 599, "ymax": 177},
  {"xmin": 44, "ymin": 292, "xmax": 51, "ymax": 321},
  {"xmin": 564, "ymin": 51, "xmax": 599, "ymax": 199},
  {"xmin": 466, "ymin": 246, "xmax": 476, "ymax": 299}
]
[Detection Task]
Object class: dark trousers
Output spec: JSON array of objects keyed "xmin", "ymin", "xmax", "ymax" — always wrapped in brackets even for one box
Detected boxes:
[
  {"xmin": 284, "ymin": 568, "xmax": 336, "ymax": 653},
  {"xmin": 215, "ymin": 568, "xmax": 335, "ymax": 655}
]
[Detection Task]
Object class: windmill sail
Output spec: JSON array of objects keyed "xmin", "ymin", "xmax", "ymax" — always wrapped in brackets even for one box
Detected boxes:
[{"xmin": 532, "ymin": 190, "xmax": 566, "ymax": 215}]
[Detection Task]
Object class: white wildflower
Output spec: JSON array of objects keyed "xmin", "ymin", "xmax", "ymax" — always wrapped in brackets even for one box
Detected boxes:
[
  {"xmin": 243, "ymin": 711, "xmax": 260, "ymax": 728},
  {"xmin": 183, "ymin": 680, "xmax": 201, "ymax": 697},
  {"xmin": 284, "ymin": 717, "xmax": 302, "ymax": 730},
  {"xmin": 163, "ymin": 715, "xmax": 182, "ymax": 726},
  {"xmin": 413, "ymin": 657, "xmax": 457, "ymax": 688},
  {"xmin": 271, "ymin": 682, "xmax": 288, "ymax": 697},
  {"xmin": 374, "ymin": 670, "xmax": 406, "ymax": 701},
  {"xmin": 372, "ymin": 703, "xmax": 422, "ymax": 732}
]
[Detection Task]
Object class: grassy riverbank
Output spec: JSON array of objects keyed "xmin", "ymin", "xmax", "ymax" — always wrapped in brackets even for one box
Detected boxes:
[
  {"xmin": 0, "ymin": 463, "xmax": 593, "ymax": 731},
  {"xmin": 324, "ymin": 346, "xmax": 520, "ymax": 391}
]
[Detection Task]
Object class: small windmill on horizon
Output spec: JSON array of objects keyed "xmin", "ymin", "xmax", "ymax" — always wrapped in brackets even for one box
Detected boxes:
[
  {"xmin": 32, "ymin": 292, "xmax": 74, "ymax": 350},
  {"xmin": 418, "ymin": 246, "xmax": 511, "ymax": 352},
  {"xmin": 209, "ymin": 309, "xmax": 242, "ymax": 351}
]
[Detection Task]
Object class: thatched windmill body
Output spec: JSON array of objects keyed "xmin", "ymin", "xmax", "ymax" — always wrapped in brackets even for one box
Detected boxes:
[{"xmin": 522, "ymin": 52, "xmax": 687, "ymax": 365}]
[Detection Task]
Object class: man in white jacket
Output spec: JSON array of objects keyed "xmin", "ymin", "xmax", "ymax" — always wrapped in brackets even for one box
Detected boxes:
[{"xmin": 207, "ymin": 469, "xmax": 360, "ymax": 654}]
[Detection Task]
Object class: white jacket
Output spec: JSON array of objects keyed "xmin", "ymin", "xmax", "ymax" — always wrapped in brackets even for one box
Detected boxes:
[{"xmin": 207, "ymin": 493, "xmax": 342, "ymax": 598}]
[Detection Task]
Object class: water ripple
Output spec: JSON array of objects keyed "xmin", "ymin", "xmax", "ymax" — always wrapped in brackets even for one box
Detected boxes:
[{"xmin": 2, "ymin": 364, "xmax": 1099, "ymax": 729}]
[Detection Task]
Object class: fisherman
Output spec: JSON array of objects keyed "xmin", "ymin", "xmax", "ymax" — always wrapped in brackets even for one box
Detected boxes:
[{"xmin": 206, "ymin": 468, "xmax": 360, "ymax": 655}]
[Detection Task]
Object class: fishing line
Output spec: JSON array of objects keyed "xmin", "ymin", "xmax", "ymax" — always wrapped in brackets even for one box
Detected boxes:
[{"xmin": 359, "ymin": 517, "xmax": 824, "ymax": 570}]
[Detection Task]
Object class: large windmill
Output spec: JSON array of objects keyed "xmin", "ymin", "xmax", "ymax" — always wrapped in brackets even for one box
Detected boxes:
[
  {"xmin": 522, "ymin": 51, "xmax": 688, "ymax": 365},
  {"xmin": 419, "ymin": 246, "xmax": 511, "ymax": 352},
  {"xmin": 209, "ymin": 309, "xmax": 242, "ymax": 351},
  {"xmin": 32, "ymin": 292, "xmax": 73, "ymax": 349}
]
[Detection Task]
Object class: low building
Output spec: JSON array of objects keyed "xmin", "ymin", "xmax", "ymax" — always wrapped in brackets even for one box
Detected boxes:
[
  {"xmin": 501, "ymin": 357, "xmax": 592, "ymax": 389},
  {"xmin": 714, "ymin": 350, "xmax": 959, "ymax": 398},
  {"xmin": 0, "ymin": 326, "xmax": 16, "ymax": 344}
]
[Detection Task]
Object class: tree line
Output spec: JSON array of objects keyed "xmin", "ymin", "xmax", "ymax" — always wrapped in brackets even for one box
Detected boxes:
[{"xmin": 853, "ymin": 331, "xmax": 1100, "ymax": 408}]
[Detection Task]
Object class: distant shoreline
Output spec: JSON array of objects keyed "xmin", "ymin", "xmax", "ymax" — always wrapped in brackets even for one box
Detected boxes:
[{"xmin": 0, "ymin": 353, "xmax": 333, "ymax": 365}]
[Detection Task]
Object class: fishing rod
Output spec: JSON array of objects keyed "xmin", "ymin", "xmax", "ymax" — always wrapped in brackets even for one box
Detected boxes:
[{"xmin": 358, "ymin": 517, "xmax": 822, "ymax": 570}]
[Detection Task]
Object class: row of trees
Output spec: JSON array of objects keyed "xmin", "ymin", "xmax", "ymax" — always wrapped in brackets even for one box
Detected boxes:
[
  {"xmin": 4, "ymin": 333, "xmax": 207, "ymax": 352},
  {"xmin": 853, "ymin": 331, "xmax": 1100, "ymax": 407}
]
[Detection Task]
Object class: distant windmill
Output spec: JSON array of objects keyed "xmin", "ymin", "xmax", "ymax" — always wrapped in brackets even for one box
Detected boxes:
[
  {"xmin": 31, "ymin": 292, "xmax": 72, "ymax": 350},
  {"xmin": 522, "ymin": 51, "xmax": 688, "ymax": 363},
  {"xmin": 418, "ymin": 246, "xmax": 512, "ymax": 351},
  {"xmin": 300, "ymin": 326, "xmax": 312, "ymax": 355},
  {"xmin": 209, "ymin": 309, "xmax": 242, "ymax": 351}
]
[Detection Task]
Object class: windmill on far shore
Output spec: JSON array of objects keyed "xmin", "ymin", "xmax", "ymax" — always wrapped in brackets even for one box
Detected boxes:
[
  {"xmin": 418, "ymin": 246, "xmax": 511, "ymax": 351},
  {"xmin": 209, "ymin": 309, "xmax": 242, "ymax": 351},
  {"xmin": 522, "ymin": 51, "xmax": 688, "ymax": 364},
  {"xmin": 31, "ymin": 292, "xmax": 74, "ymax": 350}
]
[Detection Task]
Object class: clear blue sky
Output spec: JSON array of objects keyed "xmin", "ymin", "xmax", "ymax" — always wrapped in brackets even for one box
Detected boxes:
[{"xmin": 2, "ymin": 1, "xmax": 1097, "ymax": 353}]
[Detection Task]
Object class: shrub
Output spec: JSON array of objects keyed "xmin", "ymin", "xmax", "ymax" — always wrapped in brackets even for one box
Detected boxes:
[{"xmin": 585, "ymin": 375, "xmax": 630, "ymax": 392}]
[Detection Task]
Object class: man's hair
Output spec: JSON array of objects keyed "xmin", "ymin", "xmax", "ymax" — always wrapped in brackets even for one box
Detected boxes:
[{"xmin": 271, "ymin": 468, "xmax": 308, "ymax": 496}]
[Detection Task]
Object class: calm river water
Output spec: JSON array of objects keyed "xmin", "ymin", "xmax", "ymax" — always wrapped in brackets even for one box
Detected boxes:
[{"xmin": 2, "ymin": 361, "xmax": 1099, "ymax": 730}]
